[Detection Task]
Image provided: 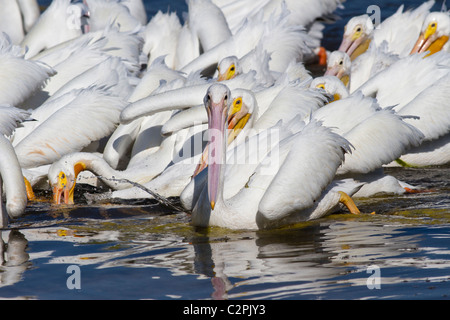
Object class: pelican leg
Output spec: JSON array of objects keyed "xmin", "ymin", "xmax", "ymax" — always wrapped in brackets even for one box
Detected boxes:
[{"xmin": 338, "ymin": 191, "xmax": 360, "ymax": 215}]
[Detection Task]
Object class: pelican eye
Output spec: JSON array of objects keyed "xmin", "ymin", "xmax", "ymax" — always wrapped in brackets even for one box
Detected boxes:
[
  {"xmin": 356, "ymin": 27, "xmax": 361, "ymax": 32},
  {"xmin": 339, "ymin": 60, "xmax": 343, "ymax": 65},
  {"xmin": 431, "ymin": 23, "xmax": 436, "ymax": 28},
  {"xmin": 230, "ymin": 66, "xmax": 235, "ymax": 72}
]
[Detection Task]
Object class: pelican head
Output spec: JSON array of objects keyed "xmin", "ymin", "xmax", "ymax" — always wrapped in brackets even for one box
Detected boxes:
[
  {"xmin": 193, "ymin": 88, "xmax": 255, "ymax": 178},
  {"xmin": 311, "ymin": 75, "xmax": 350, "ymax": 102},
  {"xmin": 410, "ymin": 12, "xmax": 450, "ymax": 56},
  {"xmin": 324, "ymin": 51, "xmax": 351, "ymax": 87},
  {"xmin": 48, "ymin": 159, "xmax": 86, "ymax": 205},
  {"xmin": 227, "ymin": 89, "xmax": 256, "ymax": 143},
  {"xmin": 217, "ymin": 56, "xmax": 242, "ymax": 81},
  {"xmin": 338, "ymin": 14, "xmax": 374, "ymax": 60},
  {"xmin": 204, "ymin": 84, "xmax": 230, "ymax": 210}
]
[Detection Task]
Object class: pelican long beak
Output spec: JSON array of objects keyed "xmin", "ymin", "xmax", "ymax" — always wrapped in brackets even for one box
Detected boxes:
[
  {"xmin": 217, "ymin": 72, "xmax": 229, "ymax": 82},
  {"xmin": 410, "ymin": 32, "xmax": 448, "ymax": 56},
  {"xmin": 193, "ymin": 103, "xmax": 250, "ymax": 178},
  {"xmin": 207, "ymin": 98, "xmax": 227, "ymax": 210},
  {"xmin": 52, "ymin": 185, "xmax": 71, "ymax": 205},
  {"xmin": 52, "ymin": 162, "xmax": 86, "ymax": 205},
  {"xmin": 338, "ymin": 35, "xmax": 370, "ymax": 60},
  {"xmin": 324, "ymin": 64, "xmax": 340, "ymax": 77}
]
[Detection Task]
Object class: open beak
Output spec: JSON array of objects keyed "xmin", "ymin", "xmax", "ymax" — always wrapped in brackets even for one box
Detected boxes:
[
  {"xmin": 217, "ymin": 72, "xmax": 228, "ymax": 82},
  {"xmin": 52, "ymin": 185, "xmax": 73, "ymax": 205},
  {"xmin": 324, "ymin": 64, "xmax": 342, "ymax": 77},
  {"xmin": 207, "ymin": 98, "xmax": 228, "ymax": 210},
  {"xmin": 227, "ymin": 113, "xmax": 250, "ymax": 145}
]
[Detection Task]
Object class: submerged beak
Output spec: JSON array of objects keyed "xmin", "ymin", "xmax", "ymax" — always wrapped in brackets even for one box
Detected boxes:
[
  {"xmin": 52, "ymin": 162, "xmax": 86, "ymax": 205},
  {"xmin": 410, "ymin": 33, "xmax": 431, "ymax": 54},
  {"xmin": 338, "ymin": 35, "xmax": 370, "ymax": 60},
  {"xmin": 52, "ymin": 185, "xmax": 72, "ymax": 205}
]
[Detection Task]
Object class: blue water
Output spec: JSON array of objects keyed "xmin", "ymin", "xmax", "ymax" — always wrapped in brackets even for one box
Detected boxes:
[{"xmin": 1, "ymin": 0, "xmax": 449, "ymax": 302}]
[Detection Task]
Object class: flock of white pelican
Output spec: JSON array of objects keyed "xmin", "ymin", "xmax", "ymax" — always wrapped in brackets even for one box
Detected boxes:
[{"xmin": 0, "ymin": 0, "xmax": 449, "ymax": 230}]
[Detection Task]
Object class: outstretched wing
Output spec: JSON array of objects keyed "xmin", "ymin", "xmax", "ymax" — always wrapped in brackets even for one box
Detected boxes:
[{"xmin": 254, "ymin": 120, "xmax": 351, "ymax": 221}]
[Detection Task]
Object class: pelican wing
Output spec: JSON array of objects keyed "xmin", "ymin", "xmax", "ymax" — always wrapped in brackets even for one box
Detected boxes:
[
  {"xmin": 311, "ymin": 92, "xmax": 381, "ymax": 135},
  {"xmin": 371, "ymin": 0, "xmax": 434, "ymax": 57},
  {"xmin": 358, "ymin": 52, "xmax": 450, "ymax": 110},
  {"xmin": 397, "ymin": 73, "xmax": 450, "ymax": 142},
  {"xmin": 255, "ymin": 120, "xmax": 351, "ymax": 221},
  {"xmin": 120, "ymin": 72, "xmax": 258, "ymax": 123},
  {"xmin": 14, "ymin": 87, "xmax": 128, "ymax": 168},
  {"xmin": 337, "ymin": 109, "xmax": 425, "ymax": 175},
  {"xmin": 0, "ymin": 105, "xmax": 31, "ymax": 136}
]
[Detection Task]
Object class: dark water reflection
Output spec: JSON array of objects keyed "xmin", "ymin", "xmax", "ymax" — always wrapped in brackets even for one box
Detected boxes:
[{"xmin": 1, "ymin": 167, "xmax": 449, "ymax": 300}]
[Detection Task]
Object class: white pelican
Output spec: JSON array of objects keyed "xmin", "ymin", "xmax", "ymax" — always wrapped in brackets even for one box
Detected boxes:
[
  {"xmin": 324, "ymin": 46, "xmax": 400, "ymax": 94},
  {"xmin": 354, "ymin": 50, "xmax": 450, "ymax": 167},
  {"xmin": 0, "ymin": 33, "xmax": 55, "ymax": 107},
  {"xmin": 310, "ymin": 76, "xmax": 425, "ymax": 196},
  {"xmin": 0, "ymin": 105, "xmax": 30, "ymax": 226},
  {"xmin": 410, "ymin": 11, "xmax": 450, "ymax": 55},
  {"xmin": 324, "ymin": 50, "xmax": 351, "ymax": 87},
  {"xmin": 21, "ymin": 0, "xmax": 90, "ymax": 59},
  {"xmin": 214, "ymin": 46, "xmax": 275, "ymax": 86},
  {"xmin": 160, "ymin": 73, "xmax": 325, "ymax": 144},
  {"xmin": 338, "ymin": 1, "xmax": 435, "ymax": 60},
  {"xmin": 180, "ymin": 83, "xmax": 363, "ymax": 230}
]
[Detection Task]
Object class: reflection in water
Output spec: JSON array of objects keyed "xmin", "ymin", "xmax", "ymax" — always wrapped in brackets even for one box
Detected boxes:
[
  {"xmin": 3, "ymin": 210, "xmax": 450, "ymax": 299},
  {"xmin": 0, "ymin": 230, "xmax": 30, "ymax": 288}
]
